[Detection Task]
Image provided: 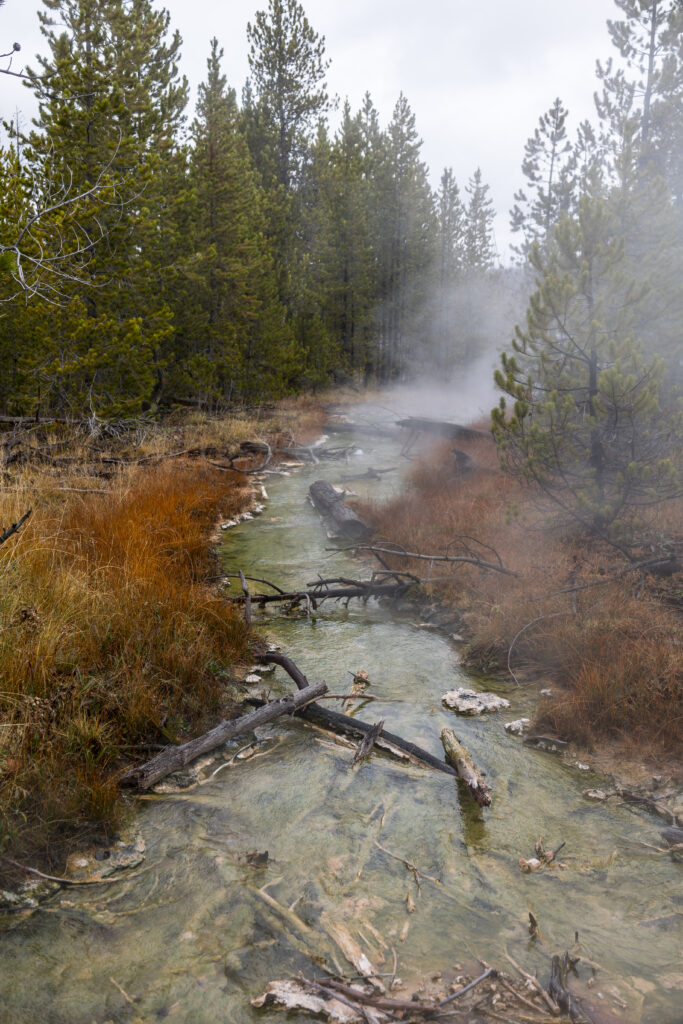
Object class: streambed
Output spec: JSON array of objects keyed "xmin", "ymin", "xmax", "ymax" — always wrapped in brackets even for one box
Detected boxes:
[{"xmin": 0, "ymin": 419, "xmax": 680, "ymax": 1024}]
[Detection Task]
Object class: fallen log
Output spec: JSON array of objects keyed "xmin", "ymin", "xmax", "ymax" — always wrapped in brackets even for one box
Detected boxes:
[
  {"xmin": 256, "ymin": 651, "xmax": 457, "ymax": 777},
  {"xmin": 396, "ymin": 417, "xmax": 490, "ymax": 441},
  {"xmin": 226, "ymin": 574, "xmax": 417, "ymax": 611},
  {"xmin": 440, "ymin": 728, "xmax": 492, "ymax": 806},
  {"xmin": 309, "ymin": 480, "xmax": 373, "ymax": 540},
  {"xmin": 120, "ymin": 680, "xmax": 328, "ymax": 790}
]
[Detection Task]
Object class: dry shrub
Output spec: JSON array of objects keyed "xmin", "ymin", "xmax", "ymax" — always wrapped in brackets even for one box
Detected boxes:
[
  {"xmin": 363, "ymin": 435, "xmax": 682, "ymax": 753},
  {"xmin": 0, "ymin": 460, "xmax": 252, "ymax": 868}
]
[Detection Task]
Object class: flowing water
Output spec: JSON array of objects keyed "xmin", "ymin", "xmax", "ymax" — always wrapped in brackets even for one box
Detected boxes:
[{"xmin": 0, "ymin": 418, "xmax": 680, "ymax": 1024}]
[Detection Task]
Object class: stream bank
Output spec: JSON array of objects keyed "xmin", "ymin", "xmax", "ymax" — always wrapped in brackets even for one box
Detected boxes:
[{"xmin": 0, "ymin": 405, "xmax": 680, "ymax": 1024}]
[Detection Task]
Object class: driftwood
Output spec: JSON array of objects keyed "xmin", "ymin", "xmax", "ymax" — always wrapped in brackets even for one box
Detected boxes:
[
  {"xmin": 548, "ymin": 952, "xmax": 587, "ymax": 1022},
  {"xmin": 396, "ymin": 417, "xmax": 490, "ymax": 441},
  {"xmin": 120, "ymin": 680, "xmax": 327, "ymax": 790},
  {"xmin": 309, "ymin": 480, "xmax": 373, "ymax": 540},
  {"xmin": 351, "ymin": 720, "xmax": 384, "ymax": 764},
  {"xmin": 440, "ymin": 728, "xmax": 492, "ymax": 806},
  {"xmin": 226, "ymin": 573, "xmax": 418, "ymax": 612},
  {"xmin": 255, "ymin": 651, "xmax": 457, "ymax": 778}
]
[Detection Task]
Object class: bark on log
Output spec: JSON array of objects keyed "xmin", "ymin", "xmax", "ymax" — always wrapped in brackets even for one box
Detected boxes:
[
  {"xmin": 120, "ymin": 680, "xmax": 327, "ymax": 790},
  {"xmin": 309, "ymin": 480, "xmax": 373, "ymax": 540},
  {"xmin": 440, "ymin": 728, "xmax": 492, "ymax": 806},
  {"xmin": 396, "ymin": 417, "xmax": 490, "ymax": 441},
  {"xmin": 256, "ymin": 651, "xmax": 457, "ymax": 777}
]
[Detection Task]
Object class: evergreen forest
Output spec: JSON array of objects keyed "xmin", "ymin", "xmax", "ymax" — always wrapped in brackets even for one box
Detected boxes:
[{"xmin": 0, "ymin": 0, "xmax": 680, "ymax": 426}]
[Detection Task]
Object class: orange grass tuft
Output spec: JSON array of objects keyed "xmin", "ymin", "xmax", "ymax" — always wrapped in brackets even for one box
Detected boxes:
[{"xmin": 0, "ymin": 454, "xmax": 256, "ymax": 870}]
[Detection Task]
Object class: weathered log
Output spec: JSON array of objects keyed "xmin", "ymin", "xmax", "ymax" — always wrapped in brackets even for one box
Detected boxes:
[
  {"xmin": 120, "ymin": 680, "xmax": 328, "ymax": 790},
  {"xmin": 440, "ymin": 728, "xmax": 492, "ymax": 806},
  {"xmin": 309, "ymin": 480, "xmax": 373, "ymax": 540},
  {"xmin": 396, "ymin": 417, "xmax": 490, "ymax": 441},
  {"xmin": 256, "ymin": 651, "xmax": 457, "ymax": 777},
  {"xmin": 226, "ymin": 575, "xmax": 416, "ymax": 610}
]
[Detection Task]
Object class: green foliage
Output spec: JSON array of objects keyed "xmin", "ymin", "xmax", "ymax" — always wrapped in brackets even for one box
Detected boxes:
[{"xmin": 493, "ymin": 195, "xmax": 682, "ymax": 547}]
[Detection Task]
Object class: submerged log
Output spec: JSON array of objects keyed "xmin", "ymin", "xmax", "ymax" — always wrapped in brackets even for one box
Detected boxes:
[
  {"xmin": 309, "ymin": 480, "xmax": 373, "ymax": 540},
  {"xmin": 120, "ymin": 680, "xmax": 327, "ymax": 790},
  {"xmin": 440, "ymin": 728, "xmax": 492, "ymax": 806},
  {"xmin": 396, "ymin": 417, "xmax": 491, "ymax": 441}
]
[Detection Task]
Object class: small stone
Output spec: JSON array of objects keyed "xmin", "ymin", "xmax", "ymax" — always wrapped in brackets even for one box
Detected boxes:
[
  {"xmin": 584, "ymin": 789, "xmax": 608, "ymax": 801},
  {"xmin": 540, "ymin": 688, "xmax": 553, "ymax": 697},
  {"xmin": 244, "ymin": 674, "xmax": 262, "ymax": 684},
  {"xmin": 576, "ymin": 762, "xmax": 591, "ymax": 771},
  {"xmin": 504, "ymin": 718, "xmax": 531, "ymax": 735}
]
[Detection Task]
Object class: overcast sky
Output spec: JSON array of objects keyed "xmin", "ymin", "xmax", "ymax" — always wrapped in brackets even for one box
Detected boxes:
[{"xmin": 1, "ymin": 0, "xmax": 620, "ymax": 258}]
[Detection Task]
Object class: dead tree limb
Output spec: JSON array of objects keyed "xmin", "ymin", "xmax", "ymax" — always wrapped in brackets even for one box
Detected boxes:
[
  {"xmin": 335, "ymin": 542, "xmax": 518, "ymax": 578},
  {"xmin": 226, "ymin": 575, "xmax": 417, "ymax": 610},
  {"xmin": 351, "ymin": 720, "xmax": 384, "ymax": 764},
  {"xmin": 440, "ymin": 728, "xmax": 492, "ymax": 806},
  {"xmin": 238, "ymin": 570, "xmax": 252, "ymax": 628},
  {"xmin": 120, "ymin": 680, "xmax": 328, "ymax": 790},
  {"xmin": 0, "ymin": 509, "xmax": 32, "ymax": 546},
  {"xmin": 255, "ymin": 651, "xmax": 457, "ymax": 778}
]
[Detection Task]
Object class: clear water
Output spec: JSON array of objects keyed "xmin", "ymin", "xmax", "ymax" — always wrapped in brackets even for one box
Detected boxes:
[{"xmin": 0, "ymin": 423, "xmax": 680, "ymax": 1024}]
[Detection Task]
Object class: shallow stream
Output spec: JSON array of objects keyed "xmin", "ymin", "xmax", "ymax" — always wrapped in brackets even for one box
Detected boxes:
[{"xmin": 0, "ymin": 416, "xmax": 680, "ymax": 1023}]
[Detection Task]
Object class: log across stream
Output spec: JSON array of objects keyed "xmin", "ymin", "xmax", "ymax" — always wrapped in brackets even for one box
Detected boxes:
[{"xmin": 0, "ymin": 411, "xmax": 679, "ymax": 1024}]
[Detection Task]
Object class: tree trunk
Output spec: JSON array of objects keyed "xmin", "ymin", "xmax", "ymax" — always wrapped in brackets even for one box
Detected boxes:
[
  {"xmin": 440, "ymin": 728, "xmax": 492, "ymax": 806},
  {"xmin": 308, "ymin": 480, "xmax": 373, "ymax": 540},
  {"xmin": 120, "ymin": 681, "xmax": 327, "ymax": 790}
]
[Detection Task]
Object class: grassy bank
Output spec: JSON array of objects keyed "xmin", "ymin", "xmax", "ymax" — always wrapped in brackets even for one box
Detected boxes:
[
  {"xmin": 0, "ymin": 400, "xmax": 326, "ymax": 877},
  {"xmin": 361, "ymin": 430, "xmax": 682, "ymax": 756}
]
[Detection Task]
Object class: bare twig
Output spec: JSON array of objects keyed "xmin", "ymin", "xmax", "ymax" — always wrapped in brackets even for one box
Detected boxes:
[{"xmin": 0, "ymin": 508, "xmax": 32, "ymax": 545}]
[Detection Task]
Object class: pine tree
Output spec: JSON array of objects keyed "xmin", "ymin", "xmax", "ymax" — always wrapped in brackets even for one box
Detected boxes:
[
  {"xmin": 463, "ymin": 168, "xmax": 496, "ymax": 270},
  {"xmin": 374, "ymin": 93, "xmax": 435, "ymax": 380},
  {"xmin": 510, "ymin": 98, "xmax": 573, "ymax": 257},
  {"xmin": 245, "ymin": 0, "xmax": 329, "ymax": 194},
  {"xmin": 493, "ymin": 196, "xmax": 681, "ymax": 551},
  {"xmin": 174, "ymin": 39, "xmax": 296, "ymax": 404},
  {"xmin": 10, "ymin": 0, "xmax": 189, "ymax": 416}
]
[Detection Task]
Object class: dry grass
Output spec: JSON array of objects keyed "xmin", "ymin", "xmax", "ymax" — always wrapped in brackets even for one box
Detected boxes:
[
  {"xmin": 0, "ymin": 397, "xmax": 327, "ymax": 873},
  {"xmin": 363, "ymin": 434, "xmax": 682, "ymax": 754}
]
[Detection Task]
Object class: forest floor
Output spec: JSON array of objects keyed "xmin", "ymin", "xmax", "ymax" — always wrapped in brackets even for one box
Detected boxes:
[
  {"xmin": 0, "ymin": 396, "xmax": 327, "ymax": 882},
  {"xmin": 353, "ymin": 420, "xmax": 682, "ymax": 802}
]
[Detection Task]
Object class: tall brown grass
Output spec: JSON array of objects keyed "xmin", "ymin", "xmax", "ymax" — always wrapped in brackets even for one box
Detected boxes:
[
  {"xmin": 0, "ymin": 398, "xmax": 327, "ymax": 874},
  {"xmin": 363, "ymin": 434, "xmax": 682, "ymax": 754}
]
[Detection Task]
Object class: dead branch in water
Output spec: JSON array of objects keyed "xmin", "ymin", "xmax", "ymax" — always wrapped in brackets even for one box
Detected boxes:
[
  {"xmin": 238, "ymin": 569, "xmax": 252, "ymax": 628},
  {"xmin": 120, "ymin": 680, "xmax": 327, "ymax": 790},
  {"xmin": 254, "ymin": 650, "xmax": 457, "ymax": 778},
  {"xmin": 351, "ymin": 720, "xmax": 384, "ymax": 764},
  {"xmin": 225, "ymin": 572, "xmax": 420, "ymax": 611},
  {"xmin": 440, "ymin": 728, "xmax": 492, "ymax": 807}
]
